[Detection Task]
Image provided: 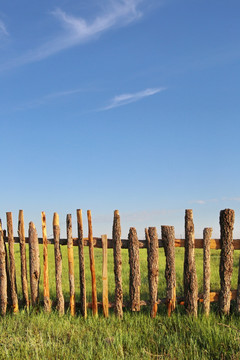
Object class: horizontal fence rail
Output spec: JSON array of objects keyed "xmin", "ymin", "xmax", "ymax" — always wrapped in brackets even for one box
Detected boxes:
[
  {"xmin": 0, "ymin": 208, "xmax": 239, "ymax": 318},
  {"xmin": 3, "ymin": 236, "xmax": 240, "ymax": 250}
]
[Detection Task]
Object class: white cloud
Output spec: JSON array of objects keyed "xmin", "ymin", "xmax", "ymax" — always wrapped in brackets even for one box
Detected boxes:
[
  {"xmin": 0, "ymin": 20, "xmax": 8, "ymax": 37},
  {"xmin": 2, "ymin": 0, "xmax": 142, "ymax": 69},
  {"xmin": 100, "ymin": 87, "xmax": 165, "ymax": 110},
  {"xmin": 15, "ymin": 88, "xmax": 84, "ymax": 111}
]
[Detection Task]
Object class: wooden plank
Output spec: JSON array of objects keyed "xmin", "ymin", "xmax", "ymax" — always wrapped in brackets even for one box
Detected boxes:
[
  {"xmin": 29, "ymin": 222, "xmax": 40, "ymax": 306},
  {"xmin": 146, "ymin": 227, "xmax": 159, "ymax": 318},
  {"xmin": 6, "ymin": 212, "xmax": 18, "ymax": 313},
  {"xmin": 67, "ymin": 214, "xmax": 75, "ymax": 316},
  {"xmin": 101, "ymin": 234, "xmax": 108, "ymax": 318},
  {"xmin": 41, "ymin": 212, "xmax": 51, "ymax": 312},
  {"xmin": 0, "ymin": 220, "xmax": 7, "ymax": 315},
  {"xmin": 162, "ymin": 226, "xmax": 176, "ymax": 317},
  {"xmin": 53, "ymin": 213, "xmax": 64, "ymax": 315},
  {"xmin": 112, "ymin": 210, "xmax": 123, "ymax": 318},
  {"xmin": 184, "ymin": 210, "xmax": 198, "ymax": 316},
  {"xmin": 219, "ymin": 209, "xmax": 235, "ymax": 315},
  {"xmin": 203, "ymin": 227, "xmax": 212, "ymax": 316},
  {"xmin": 18, "ymin": 210, "xmax": 29, "ymax": 308},
  {"xmin": 87, "ymin": 210, "xmax": 98, "ymax": 316},
  {"xmin": 128, "ymin": 227, "xmax": 141, "ymax": 311},
  {"xmin": 77, "ymin": 209, "xmax": 87, "ymax": 318}
]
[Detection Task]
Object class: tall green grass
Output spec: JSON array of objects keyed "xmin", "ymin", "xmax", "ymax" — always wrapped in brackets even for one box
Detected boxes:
[{"xmin": 0, "ymin": 244, "xmax": 239, "ymax": 359}]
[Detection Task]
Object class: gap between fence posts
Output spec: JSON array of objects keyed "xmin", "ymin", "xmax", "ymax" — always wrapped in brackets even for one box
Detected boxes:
[{"xmin": 102, "ymin": 234, "xmax": 108, "ymax": 318}]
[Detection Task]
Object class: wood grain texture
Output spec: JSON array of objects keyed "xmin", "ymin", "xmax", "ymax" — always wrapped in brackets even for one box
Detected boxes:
[
  {"xmin": 219, "ymin": 209, "xmax": 235, "ymax": 315},
  {"xmin": 184, "ymin": 210, "xmax": 198, "ymax": 317},
  {"xmin": 18, "ymin": 210, "xmax": 29, "ymax": 308},
  {"xmin": 203, "ymin": 227, "xmax": 212, "ymax": 316},
  {"xmin": 162, "ymin": 226, "xmax": 176, "ymax": 317},
  {"xmin": 67, "ymin": 214, "xmax": 75, "ymax": 316},
  {"xmin": 146, "ymin": 227, "xmax": 158, "ymax": 318},
  {"xmin": 112, "ymin": 210, "xmax": 123, "ymax": 317},
  {"xmin": 128, "ymin": 227, "xmax": 141, "ymax": 311},
  {"xmin": 0, "ymin": 220, "xmax": 7, "ymax": 315},
  {"xmin": 102, "ymin": 234, "xmax": 109, "ymax": 318},
  {"xmin": 77, "ymin": 209, "xmax": 87, "ymax": 318},
  {"xmin": 6, "ymin": 212, "xmax": 18, "ymax": 313},
  {"xmin": 29, "ymin": 222, "xmax": 40, "ymax": 306},
  {"xmin": 41, "ymin": 212, "xmax": 51, "ymax": 312},
  {"xmin": 53, "ymin": 213, "xmax": 64, "ymax": 315},
  {"xmin": 87, "ymin": 210, "xmax": 98, "ymax": 316}
]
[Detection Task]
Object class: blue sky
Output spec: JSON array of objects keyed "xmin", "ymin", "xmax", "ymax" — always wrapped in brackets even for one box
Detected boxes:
[{"xmin": 0, "ymin": 0, "xmax": 240, "ymax": 239}]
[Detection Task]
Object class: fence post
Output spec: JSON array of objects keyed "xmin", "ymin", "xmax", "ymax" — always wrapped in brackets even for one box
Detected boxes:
[
  {"xmin": 162, "ymin": 226, "xmax": 176, "ymax": 317},
  {"xmin": 6, "ymin": 212, "xmax": 18, "ymax": 313},
  {"xmin": 0, "ymin": 220, "xmax": 7, "ymax": 316},
  {"xmin": 219, "ymin": 209, "xmax": 234, "ymax": 315},
  {"xmin": 18, "ymin": 210, "xmax": 29, "ymax": 309},
  {"xmin": 77, "ymin": 209, "xmax": 87, "ymax": 318},
  {"xmin": 184, "ymin": 209, "xmax": 198, "ymax": 316},
  {"xmin": 102, "ymin": 234, "xmax": 109, "ymax": 318},
  {"xmin": 67, "ymin": 214, "xmax": 75, "ymax": 316},
  {"xmin": 203, "ymin": 227, "xmax": 212, "ymax": 316},
  {"xmin": 29, "ymin": 222, "xmax": 40, "ymax": 306},
  {"xmin": 128, "ymin": 227, "xmax": 141, "ymax": 311},
  {"xmin": 53, "ymin": 212, "xmax": 64, "ymax": 315},
  {"xmin": 113, "ymin": 210, "xmax": 123, "ymax": 318},
  {"xmin": 146, "ymin": 227, "xmax": 159, "ymax": 318},
  {"xmin": 42, "ymin": 212, "xmax": 51, "ymax": 312},
  {"xmin": 87, "ymin": 210, "xmax": 98, "ymax": 316}
]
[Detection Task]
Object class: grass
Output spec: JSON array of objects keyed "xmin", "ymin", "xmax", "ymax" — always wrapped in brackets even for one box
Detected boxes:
[{"xmin": 0, "ymin": 244, "xmax": 240, "ymax": 359}]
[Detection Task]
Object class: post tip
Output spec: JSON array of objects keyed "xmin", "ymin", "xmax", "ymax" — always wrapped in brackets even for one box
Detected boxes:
[{"xmin": 53, "ymin": 212, "xmax": 59, "ymax": 225}]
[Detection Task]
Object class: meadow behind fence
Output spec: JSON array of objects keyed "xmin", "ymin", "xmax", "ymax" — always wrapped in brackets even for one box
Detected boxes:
[{"xmin": 0, "ymin": 208, "xmax": 239, "ymax": 318}]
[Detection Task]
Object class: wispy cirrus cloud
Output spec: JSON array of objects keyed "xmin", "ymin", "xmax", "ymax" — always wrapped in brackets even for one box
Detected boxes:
[
  {"xmin": 0, "ymin": 20, "xmax": 8, "ymax": 37},
  {"xmin": 2, "ymin": 0, "xmax": 142, "ymax": 70},
  {"xmin": 100, "ymin": 87, "xmax": 165, "ymax": 110},
  {"xmin": 14, "ymin": 88, "xmax": 85, "ymax": 111}
]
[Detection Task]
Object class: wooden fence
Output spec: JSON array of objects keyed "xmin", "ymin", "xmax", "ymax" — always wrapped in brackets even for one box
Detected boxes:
[{"xmin": 0, "ymin": 208, "xmax": 239, "ymax": 318}]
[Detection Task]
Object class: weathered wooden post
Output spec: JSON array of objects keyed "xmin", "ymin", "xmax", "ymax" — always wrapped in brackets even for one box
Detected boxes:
[
  {"xmin": 18, "ymin": 210, "xmax": 29, "ymax": 308},
  {"xmin": 102, "ymin": 234, "xmax": 109, "ymax": 318},
  {"xmin": 0, "ymin": 220, "xmax": 7, "ymax": 315},
  {"xmin": 87, "ymin": 210, "xmax": 98, "ymax": 316},
  {"xmin": 219, "ymin": 209, "xmax": 234, "ymax": 315},
  {"xmin": 53, "ymin": 213, "xmax": 64, "ymax": 315},
  {"xmin": 6, "ymin": 212, "xmax": 18, "ymax": 313},
  {"xmin": 29, "ymin": 222, "xmax": 40, "ymax": 306},
  {"xmin": 42, "ymin": 212, "xmax": 51, "ymax": 312},
  {"xmin": 237, "ymin": 257, "xmax": 240, "ymax": 313},
  {"xmin": 184, "ymin": 209, "xmax": 198, "ymax": 316},
  {"xmin": 67, "ymin": 214, "xmax": 75, "ymax": 316},
  {"xmin": 77, "ymin": 209, "xmax": 87, "ymax": 318},
  {"xmin": 128, "ymin": 227, "xmax": 141, "ymax": 311},
  {"xmin": 162, "ymin": 226, "xmax": 176, "ymax": 316},
  {"xmin": 146, "ymin": 227, "xmax": 159, "ymax": 318},
  {"xmin": 113, "ymin": 210, "xmax": 123, "ymax": 318},
  {"xmin": 203, "ymin": 227, "xmax": 212, "ymax": 316}
]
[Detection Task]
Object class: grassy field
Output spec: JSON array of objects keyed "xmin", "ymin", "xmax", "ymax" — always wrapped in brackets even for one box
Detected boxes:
[{"xmin": 0, "ymin": 245, "xmax": 240, "ymax": 359}]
